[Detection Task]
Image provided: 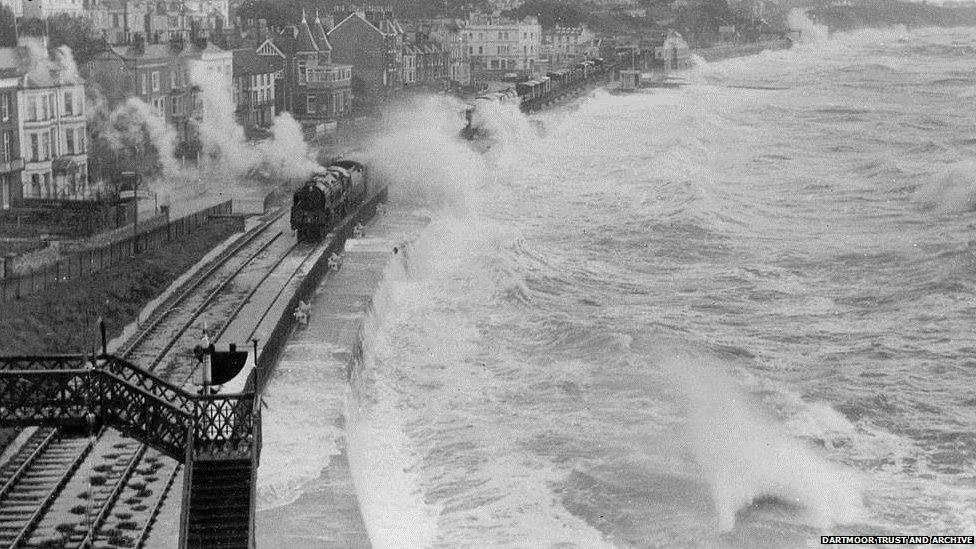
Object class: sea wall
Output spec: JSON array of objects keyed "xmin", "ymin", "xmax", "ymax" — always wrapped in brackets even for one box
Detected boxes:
[
  {"xmin": 695, "ymin": 37, "xmax": 793, "ymax": 62},
  {"xmin": 254, "ymin": 207, "xmax": 430, "ymax": 548}
]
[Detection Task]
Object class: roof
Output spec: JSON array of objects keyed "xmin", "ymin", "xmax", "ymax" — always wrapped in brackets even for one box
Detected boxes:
[
  {"xmin": 296, "ymin": 11, "xmax": 320, "ymax": 53},
  {"xmin": 330, "ymin": 11, "xmax": 402, "ymax": 38},
  {"xmin": 269, "ymin": 14, "xmax": 323, "ymax": 56},
  {"xmin": 312, "ymin": 12, "xmax": 332, "ymax": 51},
  {"xmin": 232, "ymin": 50, "xmax": 280, "ymax": 76},
  {"xmin": 330, "ymin": 12, "xmax": 384, "ymax": 37}
]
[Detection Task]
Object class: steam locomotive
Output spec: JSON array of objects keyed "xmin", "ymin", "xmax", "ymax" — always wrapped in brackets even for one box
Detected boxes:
[{"xmin": 290, "ymin": 160, "xmax": 368, "ymax": 242}]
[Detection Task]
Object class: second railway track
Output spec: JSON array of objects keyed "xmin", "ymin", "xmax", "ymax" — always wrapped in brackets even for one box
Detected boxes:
[{"xmin": 0, "ymin": 209, "xmax": 325, "ymax": 549}]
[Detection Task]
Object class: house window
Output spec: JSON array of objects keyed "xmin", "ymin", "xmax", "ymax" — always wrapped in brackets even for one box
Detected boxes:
[
  {"xmin": 0, "ymin": 132, "xmax": 10, "ymax": 163},
  {"xmin": 140, "ymin": 73, "xmax": 147, "ymax": 94},
  {"xmin": 30, "ymin": 173, "xmax": 39, "ymax": 196},
  {"xmin": 41, "ymin": 96, "xmax": 49, "ymax": 120},
  {"xmin": 0, "ymin": 94, "xmax": 8, "ymax": 121},
  {"xmin": 66, "ymin": 129, "xmax": 74, "ymax": 154},
  {"xmin": 30, "ymin": 134, "xmax": 38, "ymax": 161},
  {"xmin": 170, "ymin": 71, "xmax": 177, "ymax": 89},
  {"xmin": 47, "ymin": 131, "xmax": 54, "ymax": 158},
  {"xmin": 76, "ymin": 128, "xmax": 85, "ymax": 153},
  {"xmin": 64, "ymin": 91, "xmax": 73, "ymax": 115},
  {"xmin": 48, "ymin": 95, "xmax": 55, "ymax": 119},
  {"xmin": 306, "ymin": 95, "xmax": 316, "ymax": 114},
  {"xmin": 152, "ymin": 71, "xmax": 161, "ymax": 92}
]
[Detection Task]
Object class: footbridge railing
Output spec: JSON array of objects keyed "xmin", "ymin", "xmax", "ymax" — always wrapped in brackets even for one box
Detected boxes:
[{"xmin": 0, "ymin": 354, "xmax": 259, "ymax": 462}]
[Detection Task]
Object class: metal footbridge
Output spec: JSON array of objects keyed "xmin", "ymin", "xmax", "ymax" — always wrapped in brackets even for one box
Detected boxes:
[{"xmin": 0, "ymin": 354, "xmax": 260, "ymax": 548}]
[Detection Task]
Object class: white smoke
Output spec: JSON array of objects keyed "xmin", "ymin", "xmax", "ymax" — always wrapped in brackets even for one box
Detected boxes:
[
  {"xmin": 98, "ymin": 97, "xmax": 180, "ymax": 178},
  {"xmin": 17, "ymin": 37, "xmax": 80, "ymax": 86},
  {"xmin": 189, "ymin": 59, "xmax": 321, "ymax": 183}
]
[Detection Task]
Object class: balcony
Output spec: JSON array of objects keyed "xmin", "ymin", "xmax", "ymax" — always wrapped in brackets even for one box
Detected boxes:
[{"xmin": 306, "ymin": 66, "xmax": 353, "ymax": 90}]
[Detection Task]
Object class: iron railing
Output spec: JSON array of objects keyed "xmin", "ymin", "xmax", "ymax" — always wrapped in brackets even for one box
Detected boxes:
[{"xmin": 0, "ymin": 354, "xmax": 258, "ymax": 462}]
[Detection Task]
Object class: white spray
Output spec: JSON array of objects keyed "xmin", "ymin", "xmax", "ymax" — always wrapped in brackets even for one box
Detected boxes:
[
  {"xmin": 787, "ymin": 9, "xmax": 830, "ymax": 46},
  {"xmin": 663, "ymin": 355, "xmax": 864, "ymax": 531},
  {"xmin": 364, "ymin": 94, "xmax": 488, "ymax": 214}
]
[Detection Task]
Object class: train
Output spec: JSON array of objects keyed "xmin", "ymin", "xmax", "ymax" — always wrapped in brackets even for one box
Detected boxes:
[
  {"xmin": 290, "ymin": 160, "xmax": 368, "ymax": 241},
  {"xmin": 463, "ymin": 57, "xmax": 612, "ymax": 139}
]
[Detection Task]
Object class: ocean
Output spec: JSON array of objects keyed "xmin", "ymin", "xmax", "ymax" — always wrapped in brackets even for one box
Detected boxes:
[{"xmin": 262, "ymin": 19, "xmax": 976, "ymax": 548}]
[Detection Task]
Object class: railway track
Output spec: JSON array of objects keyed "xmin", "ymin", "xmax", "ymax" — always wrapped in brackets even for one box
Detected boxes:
[{"xmin": 0, "ymin": 209, "xmax": 325, "ymax": 548}]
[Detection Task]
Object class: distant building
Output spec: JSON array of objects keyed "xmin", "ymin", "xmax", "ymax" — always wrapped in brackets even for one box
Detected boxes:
[
  {"xmin": 428, "ymin": 19, "xmax": 471, "ymax": 88},
  {"xmin": 401, "ymin": 26, "xmax": 451, "ymax": 89},
  {"xmin": 0, "ymin": 52, "xmax": 21, "ymax": 209},
  {"xmin": 89, "ymin": 0, "xmax": 229, "ymax": 47},
  {"xmin": 0, "ymin": 39, "xmax": 93, "ymax": 204},
  {"xmin": 22, "ymin": 0, "xmax": 83, "ymax": 18},
  {"xmin": 196, "ymin": 41, "xmax": 233, "ymax": 84},
  {"xmin": 232, "ymin": 49, "xmax": 279, "ymax": 131},
  {"xmin": 257, "ymin": 11, "xmax": 352, "ymax": 131},
  {"xmin": 646, "ymin": 30, "xmax": 692, "ymax": 71},
  {"xmin": 87, "ymin": 0, "xmax": 147, "ymax": 46},
  {"xmin": 328, "ymin": 5, "xmax": 404, "ymax": 100},
  {"xmin": 87, "ymin": 37, "xmax": 204, "ymax": 148},
  {"xmin": 464, "ymin": 14, "xmax": 543, "ymax": 79},
  {"xmin": 542, "ymin": 25, "xmax": 597, "ymax": 69}
]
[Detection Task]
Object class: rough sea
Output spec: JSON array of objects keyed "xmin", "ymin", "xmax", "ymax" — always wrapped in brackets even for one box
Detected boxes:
[{"xmin": 262, "ymin": 19, "xmax": 976, "ymax": 548}]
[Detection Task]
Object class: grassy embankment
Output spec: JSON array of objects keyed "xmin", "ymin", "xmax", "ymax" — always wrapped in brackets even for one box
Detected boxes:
[{"xmin": 0, "ymin": 219, "xmax": 239, "ymax": 355}]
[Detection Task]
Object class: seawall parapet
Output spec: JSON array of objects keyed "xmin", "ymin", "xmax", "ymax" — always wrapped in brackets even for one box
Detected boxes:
[{"xmin": 255, "ymin": 207, "xmax": 430, "ymax": 548}]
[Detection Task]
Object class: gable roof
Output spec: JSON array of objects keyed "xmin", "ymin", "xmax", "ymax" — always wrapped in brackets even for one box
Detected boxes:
[{"xmin": 329, "ymin": 12, "xmax": 384, "ymax": 38}]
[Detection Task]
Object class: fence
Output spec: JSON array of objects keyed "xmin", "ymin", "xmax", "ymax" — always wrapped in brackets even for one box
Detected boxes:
[{"xmin": 0, "ymin": 201, "xmax": 233, "ymax": 303}]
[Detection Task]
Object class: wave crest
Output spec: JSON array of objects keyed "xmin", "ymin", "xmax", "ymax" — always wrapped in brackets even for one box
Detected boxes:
[{"xmin": 663, "ymin": 356, "xmax": 863, "ymax": 531}]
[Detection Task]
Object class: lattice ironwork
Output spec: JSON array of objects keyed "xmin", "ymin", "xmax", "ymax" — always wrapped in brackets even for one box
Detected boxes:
[
  {"xmin": 194, "ymin": 395, "xmax": 257, "ymax": 460},
  {"xmin": 0, "ymin": 355, "xmax": 259, "ymax": 463},
  {"xmin": 100, "ymin": 355, "xmax": 196, "ymax": 414},
  {"xmin": 0, "ymin": 368, "xmax": 92, "ymax": 427},
  {"xmin": 0, "ymin": 355, "xmax": 89, "ymax": 371},
  {"xmin": 94, "ymin": 370, "xmax": 192, "ymax": 460}
]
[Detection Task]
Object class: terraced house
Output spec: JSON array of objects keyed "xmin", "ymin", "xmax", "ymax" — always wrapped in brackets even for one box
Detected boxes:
[
  {"xmin": 87, "ymin": 36, "xmax": 207, "ymax": 153},
  {"xmin": 328, "ymin": 5, "xmax": 404, "ymax": 100},
  {"xmin": 232, "ymin": 49, "xmax": 280, "ymax": 132},
  {"xmin": 0, "ymin": 53, "xmax": 22, "ymax": 210},
  {"xmin": 4, "ymin": 39, "xmax": 92, "ymax": 202},
  {"xmin": 257, "ymin": 11, "xmax": 352, "ymax": 135}
]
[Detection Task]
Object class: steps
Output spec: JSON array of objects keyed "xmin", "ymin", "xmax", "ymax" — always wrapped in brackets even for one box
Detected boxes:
[{"xmin": 184, "ymin": 459, "xmax": 252, "ymax": 548}]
